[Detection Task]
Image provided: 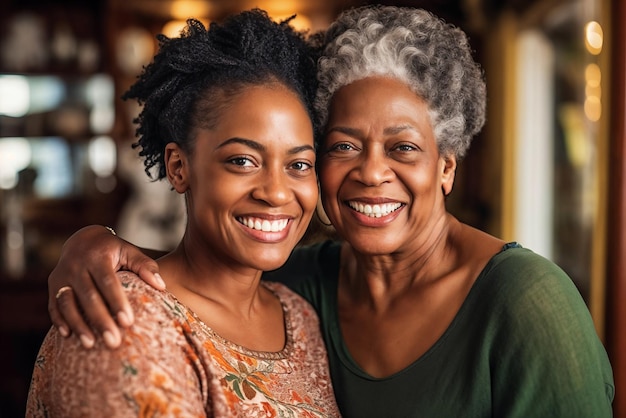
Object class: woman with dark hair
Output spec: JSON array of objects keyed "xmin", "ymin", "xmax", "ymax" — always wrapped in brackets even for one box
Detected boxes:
[
  {"xmin": 46, "ymin": 5, "xmax": 613, "ymax": 417},
  {"xmin": 26, "ymin": 10, "xmax": 339, "ymax": 417}
]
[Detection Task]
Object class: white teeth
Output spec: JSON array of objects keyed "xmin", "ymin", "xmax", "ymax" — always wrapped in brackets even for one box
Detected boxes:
[
  {"xmin": 348, "ymin": 202, "xmax": 402, "ymax": 218},
  {"xmin": 238, "ymin": 217, "xmax": 289, "ymax": 232}
]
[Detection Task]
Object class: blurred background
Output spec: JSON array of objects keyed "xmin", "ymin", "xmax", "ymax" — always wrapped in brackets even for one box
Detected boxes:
[{"xmin": 0, "ymin": 0, "xmax": 624, "ymax": 416}]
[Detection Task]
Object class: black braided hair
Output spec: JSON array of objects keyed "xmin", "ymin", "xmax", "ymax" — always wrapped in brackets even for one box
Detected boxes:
[{"xmin": 123, "ymin": 9, "xmax": 319, "ymax": 180}]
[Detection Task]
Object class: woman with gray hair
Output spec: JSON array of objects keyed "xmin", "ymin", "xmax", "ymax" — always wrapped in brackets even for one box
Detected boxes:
[{"xmin": 47, "ymin": 5, "xmax": 614, "ymax": 417}]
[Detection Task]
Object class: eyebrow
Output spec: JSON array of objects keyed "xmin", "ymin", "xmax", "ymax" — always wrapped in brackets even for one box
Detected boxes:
[
  {"xmin": 384, "ymin": 124, "xmax": 415, "ymax": 135},
  {"xmin": 326, "ymin": 124, "xmax": 416, "ymax": 137},
  {"xmin": 216, "ymin": 137, "xmax": 315, "ymax": 154}
]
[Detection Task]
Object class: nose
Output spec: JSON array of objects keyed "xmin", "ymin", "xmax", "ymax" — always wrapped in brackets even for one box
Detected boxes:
[
  {"xmin": 353, "ymin": 146, "xmax": 393, "ymax": 186},
  {"xmin": 251, "ymin": 167, "xmax": 292, "ymax": 206}
]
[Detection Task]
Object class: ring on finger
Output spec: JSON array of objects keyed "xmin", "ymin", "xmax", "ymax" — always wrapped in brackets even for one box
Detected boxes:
[{"xmin": 55, "ymin": 286, "xmax": 73, "ymax": 300}]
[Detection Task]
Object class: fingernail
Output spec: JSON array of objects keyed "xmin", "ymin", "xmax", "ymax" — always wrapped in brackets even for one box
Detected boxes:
[
  {"xmin": 117, "ymin": 311, "xmax": 132, "ymax": 327},
  {"xmin": 155, "ymin": 273, "xmax": 166, "ymax": 288},
  {"xmin": 80, "ymin": 334, "xmax": 94, "ymax": 349},
  {"xmin": 58, "ymin": 325, "xmax": 69, "ymax": 337},
  {"xmin": 103, "ymin": 330, "xmax": 120, "ymax": 348}
]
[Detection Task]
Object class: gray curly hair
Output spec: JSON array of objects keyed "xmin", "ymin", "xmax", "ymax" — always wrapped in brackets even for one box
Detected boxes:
[{"xmin": 315, "ymin": 5, "xmax": 486, "ymax": 160}]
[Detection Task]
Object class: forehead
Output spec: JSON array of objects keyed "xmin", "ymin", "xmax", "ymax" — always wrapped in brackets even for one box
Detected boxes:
[
  {"xmin": 199, "ymin": 84, "xmax": 315, "ymax": 148},
  {"xmin": 326, "ymin": 76, "xmax": 433, "ymax": 135}
]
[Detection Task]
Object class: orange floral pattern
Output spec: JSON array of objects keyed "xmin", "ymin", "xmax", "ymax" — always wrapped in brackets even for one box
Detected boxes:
[{"xmin": 26, "ymin": 272, "xmax": 340, "ymax": 417}]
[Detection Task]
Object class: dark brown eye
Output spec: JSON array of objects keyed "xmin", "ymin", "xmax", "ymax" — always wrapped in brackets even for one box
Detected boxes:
[
  {"xmin": 291, "ymin": 161, "xmax": 313, "ymax": 171},
  {"xmin": 327, "ymin": 142, "xmax": 357, "ymax": 153},
  {"xmin": 393, "ymin": 144, "xmax": 417, "ymax": 152},
  {"xmin": 228, "ymin": 157, "xmax": 254, "ymax": 167}
]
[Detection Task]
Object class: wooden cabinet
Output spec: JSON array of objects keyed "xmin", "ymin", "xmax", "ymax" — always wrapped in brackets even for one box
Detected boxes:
[{"xmin": 0, "ymin": 0, "xmax": 129, "ymax": 415}]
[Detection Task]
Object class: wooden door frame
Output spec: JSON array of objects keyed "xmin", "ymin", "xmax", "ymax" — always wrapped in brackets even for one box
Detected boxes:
[{"xmin": 607, "ymin": 0, "xmax": 626, "ymax": 414}]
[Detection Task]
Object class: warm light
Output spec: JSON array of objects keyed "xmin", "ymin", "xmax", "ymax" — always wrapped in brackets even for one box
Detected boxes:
[
  {"xmin": 559, "ymin": 105, "xmax": 587, "ymax": 168},
  {"xmin": 116, "ymin": 27, "xmax": 155, "ymax": 75},
  {"xmin": 585, "ymin": 83, "xmax": 601, "ymax": 100},
  {"xmin": 585, "ymin": 21, "xmax": 603, "ymax": 55},
  {"xmin": 584, "ymin": 62, "xmax": 602, "ymax": 122},
  {"xmin": 162, "ymin": 18, "xmax": 210, "ymax": 38},
  {"xmin": 585, "ymin": 63, "xmax": 601, "ymax": 87},
  {"xmin": 584, "ymin": 96, "xmax": 602, "ymax": 122},
  {"xmin": 162, "ymin": 20, "xmax": 189, "ymax": 38},
  {"xmin": 170, "ymin": 1, "xmax": 211, "ymax": 20},
  {"xmin": 270, "ymin": 13, "xmax": 312, "ymax": 31},
  {"xmin": 262, "ymin": 0, "xmax": 301, "ymax": 16}
]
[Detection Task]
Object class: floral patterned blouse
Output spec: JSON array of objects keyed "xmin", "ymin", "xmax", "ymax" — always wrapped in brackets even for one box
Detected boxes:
[{"xmin": 26, "ymin": 272, "xmax": 340, "ymax": 417}]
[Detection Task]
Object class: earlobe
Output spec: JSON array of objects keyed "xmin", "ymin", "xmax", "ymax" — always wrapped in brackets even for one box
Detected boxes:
[
  {"xmin": 441, "ymin": 155, "xmax": 457, "ymax": 196},
  {"xmin": 165, "ymin": 143, "xmax": 188, "ymax": 193}
]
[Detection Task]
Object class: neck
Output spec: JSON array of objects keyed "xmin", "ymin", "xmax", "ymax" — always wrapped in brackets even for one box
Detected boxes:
[
  {"xmin": 158, "ymin": 234, "xmax": 265, "ymax": 317},
  {"xmin": 158, "ymin": 235, "xmax": 286, "ymax": 352},
  {"xmin": 341, "ymin": 214, "xmax": 462, "ymax": 312}
]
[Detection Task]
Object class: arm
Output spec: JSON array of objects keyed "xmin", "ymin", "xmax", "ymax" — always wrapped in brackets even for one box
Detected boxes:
[
  {"xmin": 49, "ymin": 225, "xmax": 166, "ymax": 349},
  {"xmin": 29, "ymin": 273, "xmax": 207, "ymax": 417}
]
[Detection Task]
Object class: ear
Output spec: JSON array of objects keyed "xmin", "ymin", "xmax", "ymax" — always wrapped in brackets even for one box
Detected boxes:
[
  {"xmin": 165, "ymin": 142, "xmax": 189, "ymax": 194},
  {"xmin": 440, "ymin": 154, "xmax": 457, "ymax": 196}
]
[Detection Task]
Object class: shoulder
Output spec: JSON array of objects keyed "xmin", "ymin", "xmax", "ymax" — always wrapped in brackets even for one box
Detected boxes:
[
  {"xmin": 117, "ymin": 270, "xmax": 163, "ymax": 295},
  {"xmin": 479, "ymin": 245, "xmax": 576, "ymax": 302},
  {"xmin": 473, "ymin": 244, "xmax": 601, "ymax": 348},
  {"xmin": 118, "ymin": 271, "xmax": 172, "ymax": 307},
  {"xmin": 117, "ymin": 271, "xmax": 192, "ymax": 331},
  {"xmin": 483, "ymin": 243, "xmax": 562, "ymax": 274},
  {"xmin": 467, "ymin": 245, "xmax": 602, "ymax": 345}
]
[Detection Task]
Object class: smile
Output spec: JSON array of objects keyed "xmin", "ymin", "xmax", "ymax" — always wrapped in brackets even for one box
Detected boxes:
[
  {"xmin": 237, "ymin": 217, "xmax": 290, "ymax": 232},
  {"xmin": 347, "ymin": 201, "xmax": 403, "ymax": 218}
]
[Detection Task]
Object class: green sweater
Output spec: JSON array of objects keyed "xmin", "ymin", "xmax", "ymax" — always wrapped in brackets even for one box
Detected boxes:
[{"xmin": 264, "ymin": 241, "xmax": 614, "ymax": 417}]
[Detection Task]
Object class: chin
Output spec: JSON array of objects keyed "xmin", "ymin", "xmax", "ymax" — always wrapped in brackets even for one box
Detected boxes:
[{"xmin": 249, "ymin": 250, "xmax": 293, "ymax": 272}]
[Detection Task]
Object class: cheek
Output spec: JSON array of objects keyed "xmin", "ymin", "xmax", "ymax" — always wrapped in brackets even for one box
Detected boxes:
[
  {"xmin": 194, "ymin": 171, "xmax": 239, "ymax": 207},
  {"xmin": 401, "ymin": 167, "xmax": 441, "ymax": 200},
  {"xmin": 318, "ymin": 161, "xmax": 340, "ymax": 199},
  {"xmin": 318, "ymin": 167, "xmax": 342, "ymax": 223},
  {"xmin": 298, "ymin": 179, "xmax": 319, "ymax": 216}
]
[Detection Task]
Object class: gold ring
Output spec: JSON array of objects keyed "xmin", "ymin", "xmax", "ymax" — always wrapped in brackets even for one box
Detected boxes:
[{"xmin": 55, "ymin": 286, "xmax": 73, "ymax": 300}]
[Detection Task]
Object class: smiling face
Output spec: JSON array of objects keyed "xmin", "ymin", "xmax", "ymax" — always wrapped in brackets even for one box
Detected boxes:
[
  {"xmin": 166, "ymin": 83, "xmax": 318, "ymax": 272},
  {"xmin": 318, "ymin": 76, "xmax": 456, "ymax": 255}
]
